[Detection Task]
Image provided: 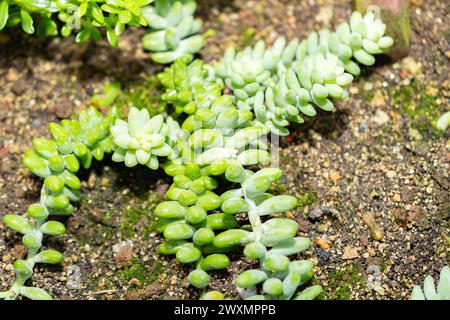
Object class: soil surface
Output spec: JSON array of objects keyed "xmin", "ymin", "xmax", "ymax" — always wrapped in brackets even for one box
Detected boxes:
[{"xmin": 0, "ymin": 0, "xmax": 449, "ymax": 300}]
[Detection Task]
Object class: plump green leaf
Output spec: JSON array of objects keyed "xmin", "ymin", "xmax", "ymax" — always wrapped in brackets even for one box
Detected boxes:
[
  {"xmin": 0, "ymin": 0, "xmax": 9, "ymax": 30},
  {"xmin": 19, "ymin": 287, "xmax": 52, "ymax": 300},
  {"xmin": 20, "ymin": 9, "xmax": 34, "ymax": 34},
  {"xmin": 3, "ymin": 214, "xmax": 33, "ymax": 234}
]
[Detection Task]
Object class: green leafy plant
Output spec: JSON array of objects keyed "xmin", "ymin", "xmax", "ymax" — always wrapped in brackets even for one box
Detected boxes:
[
  {"xmin": 141, "ymin": 0, "xmax": 205, "ymax": 63},
  {"xmin": 0, "ymin": 0, "xmax": 205, "ymax": 60},
  {"xmin": 215, "ymin": 9, "xmax": 393, "ymax": 136},
  {"xmin": 1, "ymin": 7, "xmax": 394, "ymax": 300},
  {"xmin": 0, "ymin": 104, "xmax": 117, "ymax": 300},
  {"xmin": 410, "ymin": 266, "xmax": 450, "ymax": 300}
]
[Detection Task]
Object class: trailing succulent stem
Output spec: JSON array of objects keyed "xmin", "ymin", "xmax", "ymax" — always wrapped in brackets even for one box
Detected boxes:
[
  {"xmin": 2, "ymin": 7, "xmax": 395, "ymax": 300},
  {"xmin": 1, "ymin": 103, "xmax": 118, "ymax": 300}
]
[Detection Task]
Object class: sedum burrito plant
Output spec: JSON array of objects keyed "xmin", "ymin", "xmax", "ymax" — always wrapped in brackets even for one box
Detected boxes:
[
  {"xmin": 141, "ymin": 0, "xmax": 205, "ymax": 64},
  {"xmin": 1, "ymin": 104, "xmax": 118, "ymax": 300},
  {"xmin": 2, "ymin": 7, "xmax": 394, "ymax": 300},
  {"xmin": 410, "ymin": 266, "xmax": 450, "ymax": 300},
  {"xmin": 217, "ymin": 167, "xmax": 322, "ymax": 300},
  {"xmin": 215, "ymin": 8, "xmax": 393, "ymax": 136}
]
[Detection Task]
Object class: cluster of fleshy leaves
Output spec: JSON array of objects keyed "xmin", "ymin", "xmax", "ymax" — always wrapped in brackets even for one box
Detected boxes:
[
  {"xmin": 2, "ymin": 8, "xmax": 396, "ymax": 301},
  {"xmin": 410, "ymin": 266, "xmax": 450, "ymax": 300},
  {"xmin": 141, "ymin": 0, "xmax": 205, "ymax": 64},
  {"xmin": 0, "ymin": 101, "xmax": 118, "ymax": 300},
  {"xmin": 215, "ymin": 9, "xmax": 394, "ymax": 136},
  {"xmin": 0, "ymin": 0, "xmax": 205, "ymax": 62}
]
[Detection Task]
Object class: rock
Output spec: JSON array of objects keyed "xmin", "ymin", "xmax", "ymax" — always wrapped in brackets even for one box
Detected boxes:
[
  {"xmin": 408, "ymin": 128, "xmax": 423, "ymax": 141},
  {"xmin": 401, "ymin": 57, "xmax": 421, "ymax": 77},
  {"xmin": 370, "ymin": 90, "xmax": 386, "ymax": 107},
  {"xmin": 11, "ymin": 244, "xmax": 28, "ymax": 260},
  {"xmin": 353, "ymin": 0, "xmax": 410, "ymax": 60},
  {"xmin": 392, "ymin": 193, "xmax": 401, "ymax": 202},
  {"xmin": 308, "ymin": 206, "xmax": 343, "ymax": 223},
  {"xmin": 386, "ymin": 170, "xmax": 396, "ymax": 179},
  {"xmin": 124, "ymin": 290, "xmax": 140, "ymax": 300},
  {"xmin": 113, "ymin": 240, "xmax": 134, "ymax": 265},
  {"xmin": 156, "ymin": 183, "xmax": 169, "ymax": 197},
  {"xmin": 342, "ymin": 246, "xmax": 360, "ymax": 260},
  {"xmin": 361, "ymin": 212, "xmax": 384, "ymax": 241},
  {"xmin": 12, "ymin": 77, "xmax": 29, "ymax": 96},
  {"xmin": 372, "ymin": 110, "xmax": 389, "ymax": 126},
  {"xmin": 330, "ymin": 171, "xmax": 341, "ymax": 183},
  {"xmin": 143, "ymin": 282, "xmax": 165, "ymax": 298},
  {"xmin": 297, "ymin": 219, "xmax": 310, "ymax": 233},
  {"xmin": 316, "ymin": 248, "xmax": 331, "ymax": 266},
  {"xmin": 316, "ymin": 237, "xmax": 332, "ymax": 250}
]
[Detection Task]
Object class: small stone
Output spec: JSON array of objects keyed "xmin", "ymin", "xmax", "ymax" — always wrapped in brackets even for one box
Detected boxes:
[
  {"xmin": 101, "ymin": 178, "xmax": 110, "ymax": 187},
  {"xmin": 316, "ymin": 237, "xmax": 332, "ymax": 250},
  {"xmin": 12, "ymin": 78, "xmax": 28, "ymax": 96},
  {"xmin": 124, "ymin": 291, "xmax": 140, "ymax": 300},
  {"xmin": 316, "ymin": 248, "xmax": 331, "ymax": 266},
  {"xmin": 401, "ymin": 57, "xmax": 421, "ymax": 76},
  {"xmin": 114, "ymin": 240, "xmax": 134, "ymax": 265},
  {"xmin": 330, "ymin": 171, "xmax": 341, "ymax": 183},
  {"xmin": 408, "ymin": 128, "xmax": 423, "ymax": 141},
  {"xmin": 362, "ymin": 212, "xmax": 385, "ymax": 241},
  {"xmin": 386, "ymin": 170, "xmax": 396, "ymax": 179},
  {"xmin": 11, "ymin": 244, "xmax": 28, "ymax": 260},
  {"xmin": 371, "ymin": 90, "xmax": 386, "ymax": 107},
  {"xmin": 128, "ymin": 278, "xmax": 142, "ymax": 287},
  {"xmin": 363, "ymin": 82, "xmax": 374, "ymax": 91},
  {"xmin": 342, "ymin": 247, "xmax": 360, "ymax": 260},
  {"xmin": 297, "ymin": 219, "xmax": 310, "ymax": 233},
  {"xmin": 156, "ymin": 184, "xmax": 169, "ymax": 197},
  {"xmin": 373, "ymin": 109, "xmax": 389, "ymax": 125},
  {"xmin": 392, "ymin": 194, "xmax": 401, "ymax": 202}
]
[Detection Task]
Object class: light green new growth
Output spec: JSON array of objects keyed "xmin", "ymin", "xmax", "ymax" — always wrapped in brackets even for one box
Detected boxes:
[
  {"xmin": 141, "ymin": 0, "xmax": 205, "ymax": 64},
  {"xmin": 410, "ymin": 266, "xmax": 450, "ymax": 300}
]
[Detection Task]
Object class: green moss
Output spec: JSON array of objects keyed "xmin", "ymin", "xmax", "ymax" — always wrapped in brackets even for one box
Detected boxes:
[
  {"xmin": 297, "ymin": 191, "xmax": 317, "ymax": 206},
  {"xmin": 392, "ymin": 79, "xmax": 444, "ymax": 137},
  {"xmin": 269, "ymin": 181, "xmax": 287, "ymax": 195},
  {"xmin": 120, "ymin": 257, "xmax": 164, "ymax": 288},
  {"xmin": 115, "ymin": 75, "xmax": 166, "ymax": 118},
  {"xmin": 120, "ymin": 192, "xmax": 162, "ymax": 238},
  {"xmin": 326, "ymin": 264, "xmax": 365, "ymax": 300}
]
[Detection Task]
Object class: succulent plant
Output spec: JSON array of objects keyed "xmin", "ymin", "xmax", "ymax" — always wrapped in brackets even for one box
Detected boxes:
[
  {"xmin": 141, "ymin": 0, "xmax": 204, "ymax": 63},
  {"xmin": 157, "ymin": 56, "xmax": 223, "ymax": 114},
  {"xmin": 216, "ymin": 167, "xmax": 322, "ymax": 300},
  {"xmin": 410, "ymin": 266, "xmax": 450, "ymax": 300},
  {"xmin": 215, "ymin": 9, "xmax": 393, "ymax": 136},
  {"xmin": 215, "ymin": 38, "xmax": 299, "ymax": 102},
  {"xmin": 297, "ymin": 9, "xmax": 394, "ymax": 76},
  {"xmin": 2, "ymin": 7, "xmax": 398, "ymax": 301},
  {"xmin": 110, "ymin": 107, "xmax": 185, "ymax": 169}
]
